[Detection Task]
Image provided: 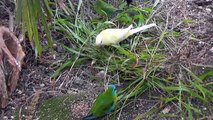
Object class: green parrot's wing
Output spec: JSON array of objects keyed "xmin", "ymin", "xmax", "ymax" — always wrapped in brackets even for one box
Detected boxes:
[
  {"xmin": 93, "ymin": 0, "xmax": 118, "ymax": 16},
  {"xmin": 90, "ymin": 92, "xmax": 115, "ymax": 116}
]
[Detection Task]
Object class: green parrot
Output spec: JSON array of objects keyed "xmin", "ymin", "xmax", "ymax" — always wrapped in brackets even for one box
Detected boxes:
[
  {"xmin": 93, "ymin": 0, "xmax": 122, "ymax": 17},
  {"xmin": 83, "ymin": 85, "xmax": 117, "ymax": 120}
]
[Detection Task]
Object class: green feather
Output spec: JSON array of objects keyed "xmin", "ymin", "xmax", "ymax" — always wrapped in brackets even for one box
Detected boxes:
[
  {"xmin": 83, "ymin": 85, "xmax": 117, "ymax": 120},
  {"xmin": 93, "ymin": 0, "xmax": 120, "ymax": 16}
]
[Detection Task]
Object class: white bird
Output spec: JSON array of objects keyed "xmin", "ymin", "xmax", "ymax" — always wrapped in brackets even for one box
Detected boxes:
[{"xmin": 95, "ymin": 23, "xmax": 156, "ymax": 46}]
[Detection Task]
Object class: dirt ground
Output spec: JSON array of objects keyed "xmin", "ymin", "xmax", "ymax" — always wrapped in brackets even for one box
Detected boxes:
[{"xmin": 0, "ymin": 0, "xmax": 213, "ymax": 120}]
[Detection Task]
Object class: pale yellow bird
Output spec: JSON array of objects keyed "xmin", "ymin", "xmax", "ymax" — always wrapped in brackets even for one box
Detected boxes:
[{"xmin": 95, "ymin": 23, "xmax": 156, "ymax": 46}]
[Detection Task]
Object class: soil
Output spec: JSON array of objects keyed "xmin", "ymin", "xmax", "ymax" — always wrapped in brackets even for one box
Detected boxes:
[{"xmin": 0, "ymin": 0, "xmax": 213, "ymax": 120}]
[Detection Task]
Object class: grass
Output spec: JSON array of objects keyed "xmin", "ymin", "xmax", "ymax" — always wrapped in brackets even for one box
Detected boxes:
[
  {"xmin": 16, "ymin": 0, "xmax": 53, "ymax": 57},
  {"xmin": 49, "ymin": 0, "xmax": 213, "ymax": 119}
]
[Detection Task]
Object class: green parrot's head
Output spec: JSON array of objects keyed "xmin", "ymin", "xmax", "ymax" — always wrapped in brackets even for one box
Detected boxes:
[{"xmin": 108, "ymin": 84, "xmax": 116, "ymax": 96}]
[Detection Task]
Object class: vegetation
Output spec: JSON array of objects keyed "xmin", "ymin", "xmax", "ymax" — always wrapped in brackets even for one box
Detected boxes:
[
  {"xmin": 16, "ymin": 0, "xmax": 53, "ymax": 57},
  {"xmin": 15, "ymin": 0, "xmax": 213, "ymax": 119}
]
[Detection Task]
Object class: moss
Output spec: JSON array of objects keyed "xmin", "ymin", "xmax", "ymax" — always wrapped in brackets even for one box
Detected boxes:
[
  {"xmin": 13, "ymin": 93, "xmax": 86, "ymax": 120},
  {"xmin": 37, "ymin": 93, "xmax": 84, "ymax": 120}
]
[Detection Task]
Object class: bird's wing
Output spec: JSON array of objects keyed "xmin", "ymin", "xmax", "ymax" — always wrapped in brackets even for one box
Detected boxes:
[
  {"xmin": 90, "ymin": 93, "xmax": 115, "ymax": 116},
  {"xmin": 100, "ymin": 29, "xmax": 122, "ymax": 45},
  {"xmin": 100, "ymin": 24, "xmax": 133, "ymax": 45}
]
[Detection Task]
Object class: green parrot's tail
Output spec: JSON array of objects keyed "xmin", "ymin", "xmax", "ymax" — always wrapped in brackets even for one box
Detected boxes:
[{"xmin": 82, "ymin": 114, "xmax": 98, "ymax": 120}]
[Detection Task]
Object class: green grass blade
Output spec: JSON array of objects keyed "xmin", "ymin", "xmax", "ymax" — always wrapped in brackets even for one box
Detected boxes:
[
  {"xmin": 51, "ymin": 57, "xmax": 88, "ymax": 79},
  {"xmin": 199, "ymin": 71, "xmax": 213, "ymax": 80}
]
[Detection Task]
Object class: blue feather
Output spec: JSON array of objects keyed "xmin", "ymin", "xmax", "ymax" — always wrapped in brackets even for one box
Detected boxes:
[{"xmin": 109, "ymin": 84, "xmax": 116, "ymax": 96}]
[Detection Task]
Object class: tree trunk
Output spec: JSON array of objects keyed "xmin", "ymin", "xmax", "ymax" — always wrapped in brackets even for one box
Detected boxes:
[{"xmin": 0, "ymin": 26, "xmax": 25, "ymax": 108}]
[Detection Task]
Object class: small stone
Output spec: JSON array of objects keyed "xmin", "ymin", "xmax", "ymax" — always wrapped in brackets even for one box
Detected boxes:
[
  {"xmin": 96, "ymin": 71, "xmax": 105, "ymax": 79},
  {"xmin": 206, "ymin": 8, "xmax": 211, "ymax": 13},
  {"xmin": 210, "ymin": 47, "xmax": 213, "ymax": 53},
  {"xmin": 198, "ymin": 6, "xmax": 202, "ymax": 9},
  {"xmin": 18, "ymin": 90, "xmax": 22, "ymax": 94},
  {"xmin": 40, "ymin": 84, "xmax": 45, "ymax": 87},
  {"xmin": 199, "ymin": 41, "xmax": 205, "ymax": 45},
  {"xmin": 3, "ymin": 116, "xmax": 8, "ymax": 119},
  {"xmin": 53, "ymin": 43, "xmax": 57, "ymax": 47},
  {"xmin": 162, "ymin": 106, "xmax": 171, "ymax": 114}
]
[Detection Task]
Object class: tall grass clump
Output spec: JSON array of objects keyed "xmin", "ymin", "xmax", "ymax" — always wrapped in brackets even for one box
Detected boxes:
[{"xmin": 16, "ymin": 0, "xmax": 53, "ymax": 57}]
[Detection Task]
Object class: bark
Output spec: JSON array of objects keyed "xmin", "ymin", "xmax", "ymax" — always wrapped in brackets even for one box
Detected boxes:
[{"xmin": 0, "ymin": 26, "xmax": 25, "ymax": 108}]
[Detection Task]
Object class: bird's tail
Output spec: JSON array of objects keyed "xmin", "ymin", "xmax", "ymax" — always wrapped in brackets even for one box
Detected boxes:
[
  {"xmin": 119, "ymin": 24, "xmax": 134, "ymax": 41},
  {"xmin": 127, "ymin": 24, "xmax": 133, "ymax": 30},
  {"xmin": 128, "ymin": 23, "xmax": 156, "ymax": 36},
  {"xmin": 82, "ymin": 114, "xmax": 97, "ymax": 120}
]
